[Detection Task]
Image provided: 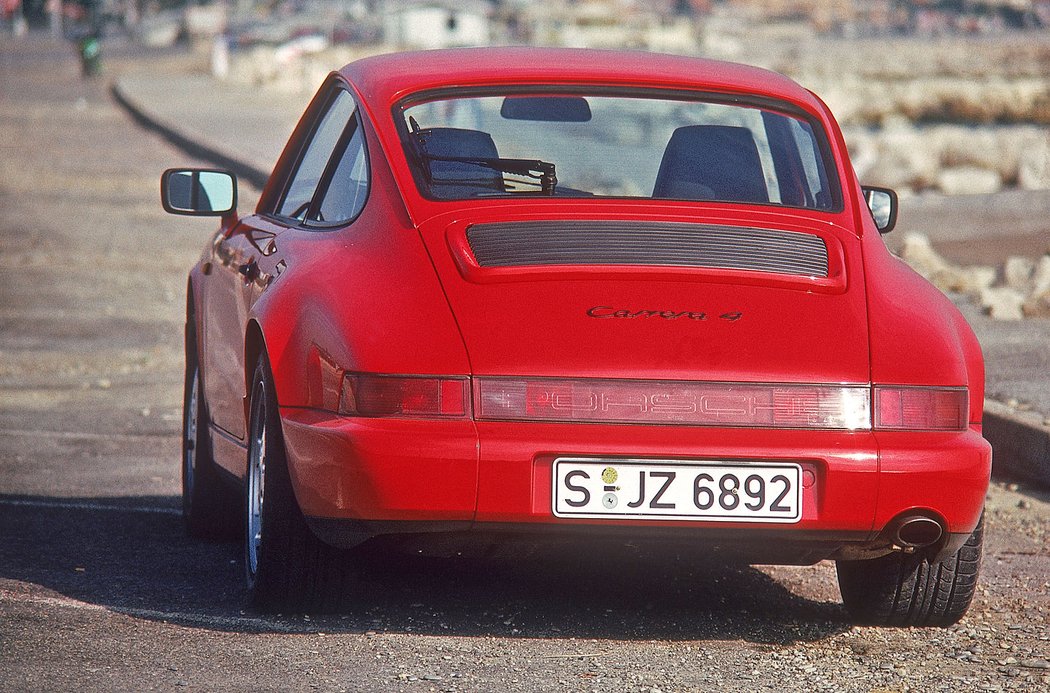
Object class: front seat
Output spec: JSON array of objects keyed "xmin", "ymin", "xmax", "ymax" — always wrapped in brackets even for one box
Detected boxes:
[{"xmin": 652, "ymin": 125, "xmax": 769, "ymax": 204}]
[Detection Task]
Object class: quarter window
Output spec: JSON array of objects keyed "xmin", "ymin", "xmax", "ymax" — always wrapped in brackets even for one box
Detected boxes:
[
  {"xmin": 317, "ymin": 121, "xmax": 368, "ymax": 223},
  {"xmin": 277, "ymin": 88, "xmax": 369, "ymax": 226}
]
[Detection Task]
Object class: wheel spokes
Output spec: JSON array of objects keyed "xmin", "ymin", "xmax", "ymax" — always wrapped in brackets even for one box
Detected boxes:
[
  {"xmin": 246, "ymin": 382, "xmax": 267, "ymax": 579},
  {"xmin": 183, "ymin": 371, "xmax": 199, "ymax": 510}
]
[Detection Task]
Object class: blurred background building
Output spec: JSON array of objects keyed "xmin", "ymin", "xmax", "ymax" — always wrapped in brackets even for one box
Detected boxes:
[{"xmin": 8, "ymin": 1, "xmax": 1050, "ymax": 44}]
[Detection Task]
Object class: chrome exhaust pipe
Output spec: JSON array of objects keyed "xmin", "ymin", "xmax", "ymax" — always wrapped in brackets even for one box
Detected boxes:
[{"xmin": 893, "ymin": 516, "xmax": 944, "ymax": 552}]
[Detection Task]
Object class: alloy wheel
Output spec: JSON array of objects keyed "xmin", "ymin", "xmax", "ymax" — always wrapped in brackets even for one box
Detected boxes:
[
  {"xmin": 182, "ymin": 368, "xmax": 199, "ymax": 516},
  {"xmin": 245, "ymin": 376, "xmax": 267, "ymax": 585}
]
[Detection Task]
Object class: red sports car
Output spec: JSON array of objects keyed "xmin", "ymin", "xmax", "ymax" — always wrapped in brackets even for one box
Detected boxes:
[{"xmin": 162, "ymin": 47, "xmax": 991, "ymax": 624}]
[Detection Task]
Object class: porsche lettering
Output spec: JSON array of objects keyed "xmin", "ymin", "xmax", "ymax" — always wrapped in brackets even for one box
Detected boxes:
[{"xmin": 530, "ymin": 389, "xmax": 783, "ymax": 417}]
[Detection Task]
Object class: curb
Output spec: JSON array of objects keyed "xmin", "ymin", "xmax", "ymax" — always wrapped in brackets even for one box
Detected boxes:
[
  {"xmin": 110, "ymin": 78, "xmax": 271, "ymax": 190},
  {"xmin": 984, "ymin": 399, "xmax": 1050, "ymax": 487}
]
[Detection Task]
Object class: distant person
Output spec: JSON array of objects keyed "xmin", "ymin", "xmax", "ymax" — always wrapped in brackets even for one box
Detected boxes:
[
  {"xmin": 76, "ymin": 26, "xmax": 101, "ymax": 78},
  {"xmin": 68, "ymin": 0, "xmax": 101, "ymax": 78}
]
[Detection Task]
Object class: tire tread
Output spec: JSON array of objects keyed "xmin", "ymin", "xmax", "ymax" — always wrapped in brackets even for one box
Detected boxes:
[
  {"xmin": 247, "ymin": 355, "xmax": 357, "ymax": 613},
  {"xmin": 837, "ymin": 514, "xmax": 984, "ymax": 627},
  {"xmin": 182, "ymin": 329, "xmax": 239, "ymax": 540}
]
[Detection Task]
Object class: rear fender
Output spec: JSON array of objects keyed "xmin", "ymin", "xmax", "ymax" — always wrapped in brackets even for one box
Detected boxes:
[
  {"xmin": 862, "ymin": 229, "xmax": 984, "ymax": 423},
  {"xmin": 246, "ymin": 126, "xmax": 472, "ymax": 414}
]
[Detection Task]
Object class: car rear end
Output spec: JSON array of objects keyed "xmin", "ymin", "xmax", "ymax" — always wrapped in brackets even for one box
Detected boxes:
[
  {"xmin": 280, "ymin": 52, "xmax": 991, "ymax": 623},
  {"xmin": 294, "ymin": 80, "xmax": 985, "ymax": 556}
]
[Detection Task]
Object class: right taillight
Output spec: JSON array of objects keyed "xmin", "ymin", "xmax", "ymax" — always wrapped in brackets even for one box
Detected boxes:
[{"xmin": 874, "ymin": 386, "xmax": 968, "ymax": 431}]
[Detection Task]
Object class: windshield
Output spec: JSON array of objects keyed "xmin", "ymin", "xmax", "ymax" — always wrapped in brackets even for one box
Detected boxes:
[{"xmin": 399, "ymin": 92, "xmax": 840, "ymax": 210}]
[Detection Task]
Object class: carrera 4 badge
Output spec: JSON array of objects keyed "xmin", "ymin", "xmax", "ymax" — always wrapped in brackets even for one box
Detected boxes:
[{"xmin": 586, "ymin": 306, "xmax": 743, "ymax": 322}]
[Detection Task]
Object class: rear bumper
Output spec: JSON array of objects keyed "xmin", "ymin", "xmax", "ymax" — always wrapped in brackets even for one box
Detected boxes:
[{"xmin": 280, "ymin": 408, "xmax": 991, "ymax": 560}]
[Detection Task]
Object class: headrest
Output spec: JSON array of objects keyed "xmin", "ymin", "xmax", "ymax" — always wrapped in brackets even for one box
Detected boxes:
[{"xmin": 653, "ymin": 125, "xmax": 769, "ymax": 204}]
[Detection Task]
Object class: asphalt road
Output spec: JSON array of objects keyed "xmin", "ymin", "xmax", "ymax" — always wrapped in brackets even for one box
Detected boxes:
[{"xmin": 1, "ymin": 35, "xmax": 1049, "ymax": 693}]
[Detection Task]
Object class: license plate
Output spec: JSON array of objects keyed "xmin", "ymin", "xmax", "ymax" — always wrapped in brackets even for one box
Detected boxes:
[{"xmin": 552, "ymin": 458, "xmax": 802, "ymax": 523}]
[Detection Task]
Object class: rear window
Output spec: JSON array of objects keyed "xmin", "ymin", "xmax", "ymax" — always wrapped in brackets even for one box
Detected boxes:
[{"xmin": 399, "ymin": 91, "xmax": 840, "ymax": 210}]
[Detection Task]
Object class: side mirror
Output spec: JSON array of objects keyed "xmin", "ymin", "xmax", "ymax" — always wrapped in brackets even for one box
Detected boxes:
[
  {"xmin": 862, "ymin": 186, "xmax": 898, "ymax": 234},
  {"xmin": 161, "ymin": 169, "xmax": 237, "ymax": 216}
]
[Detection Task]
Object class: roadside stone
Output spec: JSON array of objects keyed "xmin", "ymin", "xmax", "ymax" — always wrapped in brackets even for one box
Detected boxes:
[
  {"xmin": 1023, "ymin": 255, "xmax": 1050, "ymax": 316},
  {"xmin": 1020, "ymin": 659, "xmax": 1050, "ymax": 670},
  {"xmin": 937, "ymin": 127, "xmax": 1020, "ymax": 182},
  {"xmin": 944, "ymin": 264, "xmax": 999, "ymax": 295},
  {"xmin": 1022, "ymin": 293, "xmax": 1050, "ymax": 318},
  {"xmin": 845, "ymin": 121, "xmax": 1049, "ymax": 195},
  {"xmin": 938, "ymin": 166, "xmax": 1003, "ymax": 195},
  {"xmin": 900, "ymin": 233, "xmax": 996, "ymax": 294},
  {"xmin": 1003, "ymin": 256, "xmax": 1035, "ymax": 292},
  {"xmin": 1031, "ymin": 255, "xmax": 1050, "ymax": 297},
  {"xmin": 1018, "ymin": 136, "xmax": 1050, "ymax": 190},
  {"xmin": 867, "ymin": 127, "xmax": 940, "ymax": 190},
  {"xmin": 900, "ymin": 233, "xmax": 950, "ymax": 277},
  {"xmin": 980, "ymin": 287, "xmax": 1026, "ymax": 320}
]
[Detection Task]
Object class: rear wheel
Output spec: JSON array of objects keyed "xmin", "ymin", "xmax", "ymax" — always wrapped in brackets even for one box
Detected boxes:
[
  {"xmin": 244, "ymin": 353, "xmax": 357, "ymax": 612},
  {"xmin": 182, "ymin": 333, "xmax": 239, "ymax": 539},
  {"xmin": 836, "ymin": 514, "xmax": 984, "ymax": 626}
]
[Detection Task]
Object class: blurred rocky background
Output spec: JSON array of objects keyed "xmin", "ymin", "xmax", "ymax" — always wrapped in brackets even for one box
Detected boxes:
[{"xmin": 6, "ymin": 0, "xmax": 1049, "ymax": 318}]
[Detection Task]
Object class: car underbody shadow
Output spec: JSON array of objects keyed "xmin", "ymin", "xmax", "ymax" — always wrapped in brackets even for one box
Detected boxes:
[
  {"xmin": 343, "ymin": 539, "xmax": 849, "ymax": 644},
  {"xmin": 0, "ymin": 493, "xmax": 850, "ymax": 643}
]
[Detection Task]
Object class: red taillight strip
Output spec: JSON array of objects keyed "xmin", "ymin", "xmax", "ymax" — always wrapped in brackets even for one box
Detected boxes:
[
  {"xmin": 474, "ymin": 377, "xmax": 872, "ymax": 430},
  {"xmin": 323, "ymin": 370, "xmax": 967, "ymax": 432},
  {"xmin": 873, "ymin": 386, "xmax": 968, "ymax": 431}
]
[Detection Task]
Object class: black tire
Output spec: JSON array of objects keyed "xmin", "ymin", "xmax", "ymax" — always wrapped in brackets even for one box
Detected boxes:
[
  {"xmin": 836, "ymin": 514, "xmax": 984, "ymax": 627},
  {"xmin": 244, "ymin": 353, "xmax": 357, "ymax": 612},
  {"xmin": 182, "ymin": 327, "xmax": 239, "ymax": 539}
]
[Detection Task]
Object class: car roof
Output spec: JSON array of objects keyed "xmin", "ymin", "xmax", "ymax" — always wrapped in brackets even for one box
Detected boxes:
[{"xmin": 340, "ymin": 47, "xmax": 824, "ymax": 112}]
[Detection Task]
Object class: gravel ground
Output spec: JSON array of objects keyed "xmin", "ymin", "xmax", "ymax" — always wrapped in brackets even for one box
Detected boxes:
[{"xmin": 0, "ymin": 34, "xmax": 1047, "ymax": 693}]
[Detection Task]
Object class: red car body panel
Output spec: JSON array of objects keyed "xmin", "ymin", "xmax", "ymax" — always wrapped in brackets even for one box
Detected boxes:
[
  {"xmin": 184, "ymin": 47, "xmax": 991, "ymax": 564},
  {"xmin": 277, "ymin": 411, "xmax": 990, "ymax": 537},
  {"xmin": 415, "ymin": 204, "xmax": 869, "ymax": 384},
  {"xmin": 199, "ymin": 215, "xmax": 285, "ymax": 440},
  {"xmin": 859, "ymin": 225, "xmax": 987, "ymax": 425}
]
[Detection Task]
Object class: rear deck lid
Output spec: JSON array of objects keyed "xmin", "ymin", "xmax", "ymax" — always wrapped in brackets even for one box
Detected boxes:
[{"xmin": 417, "ymin": 209, "xmax": 869, "ymax": 387}]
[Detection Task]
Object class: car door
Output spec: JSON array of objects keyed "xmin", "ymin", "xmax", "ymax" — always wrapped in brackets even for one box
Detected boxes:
[
  {"xmin": 201, "ymin": 215, "xmax": 286, "ymax": 440},
  {"xmin": 202, "ymin": 85, "xmax": 368, "ymax": 441}
]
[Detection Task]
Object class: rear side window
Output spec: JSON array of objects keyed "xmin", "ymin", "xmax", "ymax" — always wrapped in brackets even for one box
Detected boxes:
[{"xmin": 277, "ymin": 88, "xmax": 369, "ymax": 226}]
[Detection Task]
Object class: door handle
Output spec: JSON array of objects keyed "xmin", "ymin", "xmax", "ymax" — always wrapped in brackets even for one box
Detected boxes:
[{"xmin": 238, "ymin": 259, "xmax": 258, "ymax": 282}]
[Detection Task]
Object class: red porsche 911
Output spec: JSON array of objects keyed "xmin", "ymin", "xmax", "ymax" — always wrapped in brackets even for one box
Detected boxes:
[{"xmin": 162, "ymin": 48, "xmax": 991, "ymax": 624}]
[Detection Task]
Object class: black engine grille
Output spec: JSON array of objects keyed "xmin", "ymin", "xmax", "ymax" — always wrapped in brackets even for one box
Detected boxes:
[{"xmin": 466, "ymin": 221, "xmax": 829, "ymax": 277}]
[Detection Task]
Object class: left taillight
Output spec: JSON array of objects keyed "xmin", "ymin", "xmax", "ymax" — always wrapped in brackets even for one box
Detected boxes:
[{"xmin": 339, "ymin": 373, "xmax": 469, "ymax": 419}]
